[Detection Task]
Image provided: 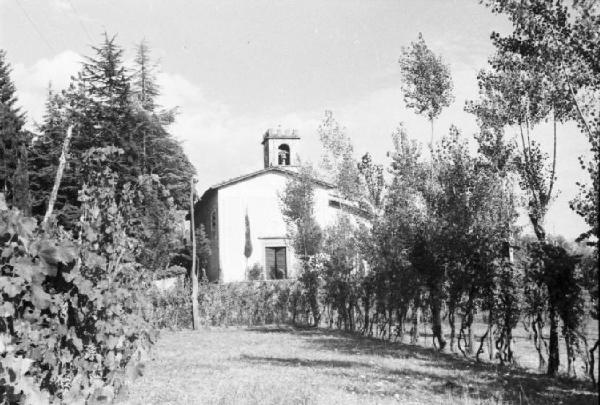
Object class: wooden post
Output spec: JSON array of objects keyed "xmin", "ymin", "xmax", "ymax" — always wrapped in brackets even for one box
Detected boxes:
[
  {"xmin": 43, "ymin": 125, "xmax": 73, "ymax": 228},
  {"xmin": 189, "ymin": 177, "xmax": 200, "ymax": 329}
]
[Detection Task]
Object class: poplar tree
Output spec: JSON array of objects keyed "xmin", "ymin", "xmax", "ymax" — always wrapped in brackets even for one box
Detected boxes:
[
  {"xmin": 398, "ymin": 33, "xmax": 454, "ymax": 146},
  {"xmin": 317, "ymin": 111, "xmax": 361, "ymax": 201},
  {"xmin": 472, "ymin": 0, "xmax": 599, "ymax": 376},
  {"xmin": 281, "ymin": 165, "xmax": 323, "ymax": 326}
]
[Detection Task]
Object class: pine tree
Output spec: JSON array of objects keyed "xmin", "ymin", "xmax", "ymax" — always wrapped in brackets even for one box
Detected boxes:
[
  {"xmin": 28, "ymin": 34, "xmax": 142, "ymax": 227},
  {"xmin": 29, "ymin": 36, "xmax": 195, "ymax": 227},
  {"xmin": 66, "ymin": 33, "xmax": 141, "ymax": 180},
  {"xmin": 0, "ymin": 50, "xmax": 30, "ymax": 213},
  {"xmin": 129, "ymin": 40, "xmax": 195, "ymax": 208},
  {"xmin": 132, "ymin": 40, "xmax": 160, "ymax": 112}
]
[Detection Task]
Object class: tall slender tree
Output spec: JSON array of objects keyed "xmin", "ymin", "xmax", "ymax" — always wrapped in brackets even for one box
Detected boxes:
[
  {"xmin": 465, "ymin": 6, "xmax": 600, "ymax": 367},
  {"xmin": 317, "ymin": 111, "xmax": 362, "ymax": 201},
  {"xmin": 398, "ymin": 33, "xmax": 454, "ymax": 147},
  {"xmin": 132, "ymin": 40, "xmax": 160, "ymax": 113},
  {"xmin": 480, "ymin": 10, "xmax": 599, "ymax": 363},
  {"xmin": 281, "ymin": 165, "xmax": 324, "ymax": 326}
]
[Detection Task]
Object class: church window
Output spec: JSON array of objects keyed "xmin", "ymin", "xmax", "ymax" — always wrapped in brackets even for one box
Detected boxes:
[
  {"xmin": 278, "ymin": 144, "xmax": 290, "ymax": 165},
  {"xmin": 265, "ymin": 247, "xmax": 287, "ymax": 279}
]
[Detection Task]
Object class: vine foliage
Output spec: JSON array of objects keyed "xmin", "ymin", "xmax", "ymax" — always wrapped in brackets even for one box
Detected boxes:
[{"xmin": 0, "ymin": 147, "xmax": 156, "ymax": 404}]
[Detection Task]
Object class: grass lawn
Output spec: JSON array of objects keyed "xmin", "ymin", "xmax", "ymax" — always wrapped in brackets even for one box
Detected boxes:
[{"xmin": 120, "ymin": 326, "xmax": 598, "ymax": 405}]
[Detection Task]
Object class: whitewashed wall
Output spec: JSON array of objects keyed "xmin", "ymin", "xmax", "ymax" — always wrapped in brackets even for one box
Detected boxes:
[{"xmin": 216, "ymin": 171, "xmax": 340, "ymax": 282}]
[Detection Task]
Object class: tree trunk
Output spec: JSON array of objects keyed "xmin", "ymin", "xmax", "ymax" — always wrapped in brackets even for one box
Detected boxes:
[
  {"xmin": 565, "ymin": 330, "xmax": 575, "ymax": 377},
  {"xmin": 12, "ymin": 144, "xmax": 31, "ymax": 215},
  {"xmin": 506, "ymin": 327, "xmax": 514, "ymax": 364},
  {"xmin": 411, "ymin": 305, "xmax": 420, "ymax": 344},
  {"xmin": 547, "ymin": 305, "xmax": 560, "ymax": 376},
  {"xmin": 476, "ymin": 325, "xmax": 489, "ymax": 362},
  {"xmin": 388, "ymin": 307, "xmax": 393, "ymax": 340},
  {"xmin": 467, "ymin": 323, "xmax": 474, "ymax": 356},
  {"xmin": 431, "ymin": 296, "xmax": 446, "ymax": 350},
  {"xmin": 362, "ymin": 295, "xmax": 370, "ymax": 336},
  {"xmin": 43, "ymin": 125, "xmax": 73, "ymax": 228},
  {"xmin": 487, "ymin": 312, "xmax": 495, "ymax": 361},
  {"xmin": 532, "ymin": 315, "xmax": 547, "ymax": 372},
  {"xmin": 449, "ymin": 306, "xmax": 456, "ymax": 352},
  {"xmin": 589, "ymin": 339, "xmax": 598, "ymax": 385},
  {"xmin": 396, "ymin": 308, "xmax": 404, "ymax": 342},
  {"xmin": 190, "ymin": 177, "xmax": 200, "ymax": 330},
  {"xmin": 430, "ymin": 119, "xmax": 434, "ymax": 146}
]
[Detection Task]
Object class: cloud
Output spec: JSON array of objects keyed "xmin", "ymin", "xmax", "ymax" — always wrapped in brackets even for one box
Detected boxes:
[
  {"xmin": 157, "ymin": 71, "xmax": 324, "ymax": 192},
  {"xmin": 12, "ymin": 50, "xmax": 82, "ymax": 127},
  {"xmin": 48, "ymin": 0, "xmax": 72, "ymax": 11}
]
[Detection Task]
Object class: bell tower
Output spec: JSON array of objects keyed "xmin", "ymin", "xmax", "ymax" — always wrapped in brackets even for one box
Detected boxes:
[{"xmin": 262, "ymin": 128, "xmax": 300, "ymax": 168}]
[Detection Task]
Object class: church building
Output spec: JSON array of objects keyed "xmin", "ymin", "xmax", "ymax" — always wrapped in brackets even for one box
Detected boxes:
[{"xmin": 194, "ymin": 128, "xmax": 357, "ymax": 282}]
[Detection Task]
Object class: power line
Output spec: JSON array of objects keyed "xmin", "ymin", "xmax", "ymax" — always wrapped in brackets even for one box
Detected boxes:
[
  {"xmin": 67, "ymin": 0, "xmax": 94, "ymax": 43},
  {"xmin": 13, "ymin": 0, "xmax": 55, "ymax": 53}
]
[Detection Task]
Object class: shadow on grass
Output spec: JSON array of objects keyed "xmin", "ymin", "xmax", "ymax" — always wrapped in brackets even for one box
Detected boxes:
[
  {"xmin": 246, "ymin": 326, "xmax": 598, "ymax": 405},
  {"xmin": 239, "ymin": 354, "xmax": 371, "ymax": 369},
  {"xmin": 246, "ymin": 325, "xmax": 322, "ymax": 335}
]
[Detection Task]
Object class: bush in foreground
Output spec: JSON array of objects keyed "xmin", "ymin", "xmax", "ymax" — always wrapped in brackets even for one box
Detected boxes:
[{"xmin": 0, "ymin": 168, "xmax": 156, "ymax": 403}]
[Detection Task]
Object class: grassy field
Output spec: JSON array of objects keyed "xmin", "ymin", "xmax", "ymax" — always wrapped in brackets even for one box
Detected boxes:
[{"xmin": 120, "ymin": 326, "xmax": 598, "ymax": 405}]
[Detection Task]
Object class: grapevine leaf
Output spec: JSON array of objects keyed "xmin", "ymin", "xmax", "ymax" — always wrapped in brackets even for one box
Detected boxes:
[
  {"xmin": 0, "ymin": 301, "xmax": 15, "ymax": 317},
  {"xmin": 37, "ymin": 240, "xmax": 78, "ymax": 265},
  {"xmin": 31, "ymin": 285, "xmax": 52, "ymax": 309},
  {"xmin": 0, "ymin": 276, "xmax": 22, "ymax": 298}
]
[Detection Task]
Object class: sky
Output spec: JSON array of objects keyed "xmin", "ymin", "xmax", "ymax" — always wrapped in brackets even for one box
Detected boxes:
[{"xmin": 0, "ymin": 0, "xmax": 594, "ymax": 240}]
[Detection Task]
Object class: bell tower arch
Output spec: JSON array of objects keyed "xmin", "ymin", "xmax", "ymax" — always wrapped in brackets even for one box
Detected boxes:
[{"xmin": 262, "ymin": 128, "xmax": 300, "ymax": 168}]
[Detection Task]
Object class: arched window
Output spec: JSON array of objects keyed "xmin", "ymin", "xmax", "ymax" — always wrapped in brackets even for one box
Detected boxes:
[{"xmin": 278, "ymin": 144, "xmax": 290, "ymax": 165}]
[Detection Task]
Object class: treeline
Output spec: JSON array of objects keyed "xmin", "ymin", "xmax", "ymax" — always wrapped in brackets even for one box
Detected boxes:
[
  {"xmin": 281, "ymin": 0, "xmax": 599, "ymax": 382},
  {"xmin": 0, "ymin": 35, "xmax": 196, "ymax": 403},
  {"xmin": 2, "ymin": 37, "xmax": 195, "ymax": 221},
  {"xmin": 282, "ymin": 117, "xmax": 597, "ymax": 380}
]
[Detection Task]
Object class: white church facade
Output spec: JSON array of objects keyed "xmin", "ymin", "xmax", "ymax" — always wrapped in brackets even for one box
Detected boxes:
[{"xmin": 194, "ymin": 129, "xmax": 359, "ymax": 283}]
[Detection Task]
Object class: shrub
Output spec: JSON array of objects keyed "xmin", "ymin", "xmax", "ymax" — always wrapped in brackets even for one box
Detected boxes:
[
  {"xmin": 149, "ymin": 279, "xmax": 314, "ymax": 329},
  {"xmin": 0, "ymin": 207, "xmax": 155, "ymax": 403},
  {"xmin": 197, "ymin": 280, "xmax": 297, "ymax": 326},
  {"xmin": 149, "ymin": 277, "xmax": 192, "ymax": 330},
  {"xmin": 1, "ymin": 152, "xmax": 157, "ymax": 403},
  {"xmin": 247, "ymin": 263, "xmax": 265, "ymax": 281}
]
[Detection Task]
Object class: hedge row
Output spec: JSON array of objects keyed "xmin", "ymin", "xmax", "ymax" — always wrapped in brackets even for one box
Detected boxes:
[{"xmin": 150, "ymin": 279, "xmax": 325, "ymax": 329}]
